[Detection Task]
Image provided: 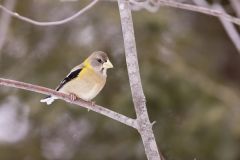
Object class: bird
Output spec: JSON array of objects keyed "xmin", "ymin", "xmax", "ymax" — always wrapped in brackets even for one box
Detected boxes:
[{"xmin": 40, "ymin": 51, "xmax": 113, "ymax": 105}]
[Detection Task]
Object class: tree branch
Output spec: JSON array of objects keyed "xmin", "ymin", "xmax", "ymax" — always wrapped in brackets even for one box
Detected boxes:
[
  {"xmin": 118, "ymin": 0, "xmax": 163, "ymax": 160},
  {"xmin": 1, "ymin": 0, "xmax": 240, "ymax": 28},
  {"xmin": 230, "ymin": 0, "xmax": 240, "ymax": 18},
  {"xmin": 155, "ymin": 0, "xmax": 240, "ymax": 26},
  {"xmin": 193, "ymin": 0, "xmax": 240, "ymax": 54},
  {"xmin": 0, "ymin": 0, "xmax": 99, "ymax": 26},
  {"xmin": 0, "ymin": 78, "xmax": 138, "ymax": 129}
]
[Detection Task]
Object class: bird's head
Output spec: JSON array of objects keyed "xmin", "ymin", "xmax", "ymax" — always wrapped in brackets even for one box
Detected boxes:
[{"xmin": 84, "ymin": 51, "xmax": 113, "ymax": 76}]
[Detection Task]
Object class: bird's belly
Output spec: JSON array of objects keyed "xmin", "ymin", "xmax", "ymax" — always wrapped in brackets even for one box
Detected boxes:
[{"xmin": 60, "ymin": 73, "xmax": 106, "ymax": 101}]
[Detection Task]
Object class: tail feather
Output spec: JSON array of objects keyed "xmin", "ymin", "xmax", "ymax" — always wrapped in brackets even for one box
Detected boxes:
[{"xmin": 40, "ymin": 96, "xmax": 57, "ymax": 105}]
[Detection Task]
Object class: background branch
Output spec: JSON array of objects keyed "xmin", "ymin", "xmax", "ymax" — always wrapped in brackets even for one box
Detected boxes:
[
  {"xmin": 0, "ymin": 78, "xmax": 138, "ymax": 129},
  {"xmin": 193, "ymin": 0, "xmax": 240, "ymax": 54},
  {"xmin": 230, "ymin": 0, "xmax": 240, "ymax": 17},
  {"xmin": 0, "ymin": 0, "xmax": 99, "ymax": 26},
  {"xmin": 0, "ymin": 0, "xmax": 16, "ymax": 53},
  {"xmin": 156, "ymin": 0, "xmax": 240, "ymax": 26}
]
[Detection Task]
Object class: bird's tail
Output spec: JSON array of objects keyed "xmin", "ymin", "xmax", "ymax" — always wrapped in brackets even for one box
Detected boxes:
[{"xmin": 40, "ymin": 95, "xmax": 57, "ymax": 105}]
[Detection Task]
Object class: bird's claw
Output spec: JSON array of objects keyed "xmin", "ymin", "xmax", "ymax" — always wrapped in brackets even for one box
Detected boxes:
[
  {"xmin": 69, "ymin": 93, "xmax": 78, "ymax": 101},
  {"xmin": 87, "ymin": 101, "xmax": 95, "ymax": 112}
]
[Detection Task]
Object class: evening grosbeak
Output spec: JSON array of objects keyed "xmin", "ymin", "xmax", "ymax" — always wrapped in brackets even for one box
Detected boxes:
[{"xmin": 40, "ymin": 51, "xmax": 113, "ymax": 105}]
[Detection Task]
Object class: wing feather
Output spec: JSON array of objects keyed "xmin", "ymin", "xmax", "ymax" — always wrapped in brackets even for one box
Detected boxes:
[{"xmin": 56, "ymin": 64, "xmax": 84, "ymax": 91}]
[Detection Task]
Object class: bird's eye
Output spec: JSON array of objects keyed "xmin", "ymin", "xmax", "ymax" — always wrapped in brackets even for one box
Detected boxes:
[{"xmin": 97, "ymin": 59, "xmax": 103, "ymax": 63}]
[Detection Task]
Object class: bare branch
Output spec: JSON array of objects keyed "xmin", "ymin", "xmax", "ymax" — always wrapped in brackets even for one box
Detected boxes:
[
  {"xmin": 118, "ymin": 0, "xmax": 163, "ymax": 160},
  {"xmin": 0, "ymin": 0, "xmax": 99, "ymax": 26},
  {"xmin": 193, "ymin": 0, "xmax": 240, "ymax": 54},
  {"xmin": 0, "ymin": 0, "xmax": 16, "ymax": 52},
  {"xmin": 0, "ymin": 78, "xmax": 138, "ymax": 129},
  {"xmin": 156, "ymin": 0, "xmax": 240, "ymax": 26}
]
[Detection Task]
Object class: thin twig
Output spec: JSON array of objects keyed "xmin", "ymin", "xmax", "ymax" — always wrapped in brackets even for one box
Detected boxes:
[
  {"xmin": 0, "ymin": 0, "xmax": 99, "ymax": 26},
  {"xmin": 156, "ymin": 0, "xmax": 240, "ymax": 26},
  {"xmin": 118, "ymin": 0, "xmax": 163, "ymax": 159},
  {"xmin": 193, "ymin": 0, "xmax": 240, "ymax": 54},
  {"xmin": 0, "ymin": 78, "xmax": 138, "ymax": 129}
]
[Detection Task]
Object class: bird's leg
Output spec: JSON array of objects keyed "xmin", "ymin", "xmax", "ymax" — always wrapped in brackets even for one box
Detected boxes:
[{"xmin": 69, "ymin": 93, "xmax": 78, "ymax": 101}]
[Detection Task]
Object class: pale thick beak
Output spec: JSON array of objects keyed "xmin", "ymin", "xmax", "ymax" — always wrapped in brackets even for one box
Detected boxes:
[{"xmin": 103, "ymin": 59, "xmax": 113, "ymax": 69}]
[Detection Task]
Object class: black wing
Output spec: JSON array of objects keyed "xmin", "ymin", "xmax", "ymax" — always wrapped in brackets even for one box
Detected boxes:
[{"xmin": 56, "ymin": 68, "xmax": 82, "ymax": 91}]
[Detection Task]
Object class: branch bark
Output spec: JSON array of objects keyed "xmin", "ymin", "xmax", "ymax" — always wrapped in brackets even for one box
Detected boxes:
[
  {"xmin": 118, "ymin": 0, "xmax": 163, "ymax": 160},
  {"xmin": 0, "ymin": 78, "xmax": 138, "ymax": 129}
]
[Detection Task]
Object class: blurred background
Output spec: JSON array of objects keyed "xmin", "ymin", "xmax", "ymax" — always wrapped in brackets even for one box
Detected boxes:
[{"xmin": 1, "ymin": 0, "xmax": 240, "ymax": 159}]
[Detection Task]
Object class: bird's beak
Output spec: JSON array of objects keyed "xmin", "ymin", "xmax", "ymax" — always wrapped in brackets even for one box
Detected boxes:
[{"xmin": 103, "ymin": 59, "xmax": 113, "ymax": 69}]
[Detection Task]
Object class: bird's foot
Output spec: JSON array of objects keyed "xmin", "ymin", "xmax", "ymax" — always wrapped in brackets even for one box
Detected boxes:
[
  {"xmin": 87, "ymin": 101, "xmax": 95, "ymax": 112},
  {"xmin": 69, "ymin": 93, "xmax": 78, "ymax": 101}
]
